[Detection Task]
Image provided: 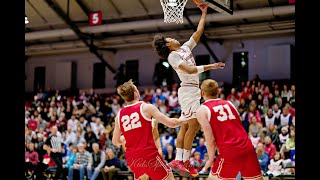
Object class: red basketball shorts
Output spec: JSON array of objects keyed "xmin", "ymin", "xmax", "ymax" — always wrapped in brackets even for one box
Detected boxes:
[
  {"xmin": 211, "ymin": 148, "xmax": 262, "ymax": 179},
  {"xmin": 126, "ymin": 150, "xmax": 172, "ymax": 180}
]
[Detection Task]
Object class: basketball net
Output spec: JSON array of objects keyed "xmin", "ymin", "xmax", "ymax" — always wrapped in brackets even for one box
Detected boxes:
[{"xmin": 160, "ymin": 0, "xmax": 188, "ymax": 24}]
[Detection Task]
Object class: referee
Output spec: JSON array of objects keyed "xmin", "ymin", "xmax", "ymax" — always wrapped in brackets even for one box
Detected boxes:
[{"xmin": 44, "ymin": 126, "xmax": 63, "ymax": 180}]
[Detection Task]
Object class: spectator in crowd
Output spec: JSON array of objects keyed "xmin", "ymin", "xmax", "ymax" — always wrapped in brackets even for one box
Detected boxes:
[
  {"xmin": 79, "ymin": 115, "xmax": 88, "ymax": 129},
  {"xmin": 63, "ymin": 145, "xmax": 78, "ymax": 178},
  {"xmin": 264, "ymin": 136, "xmax": 277, "ymax": 160},
  {"xmin": 273, "ymin": 89, "xmax": 281, "ymax": 106},
  {"xmin": 281, "ymin": 84, "xmax": 290, "ymax": 102},
  {"xmin": 160, "ymin": 129, "xmax": 175, "ymax": 152},
  {"xmin": 252, "ymin": 86, "xmax": 260, "ymax": 100},
  {"xmin": 272, "ymin": 103, "xmax": 281, "ymax": 120},
  {"xmin": 67, "ymin": 114, "xmax": 79, "ymax": 132},
  {"xmin": 36, "ymin": 133, "xmax": 46, "ymax": 161},
  {"xmin": 142, "ymin": 88, "xmax": 154, "ymax": 103},
  {"xmin": 250, "ymin": 130, "xmax": 261, "ymax": 150},
  {"xmin": 239, "ymin": 98, "xmax": 248, "ymax": 111},
  {"xmin": 227, "ymin": 87, "xmax": 240, "ymax": 100},
  {"xmin": 167, "ymin": 90, "xmax": 179, "ymax": 112},
  {"xmin": 68, "ymin": 143, "xmax": 91, "ymax": 180},
  {"xmin": 256, "ymin": 142, "xmax": 269, "ymax": 174},
  {"xmin": 37, "ymin": 115, "xmax": 48, "ymax": 130},
  {"xmin": 267, "ymin": 124, "xmax": 280, "ymax": 151},
  {"xmin": 46, "ymin": 116, "xmax": 60, "ymax": 134},
  {"xmin": 151, "ymin": 88, "xmax": 166, "ymax": 105},
  {"xmin": 40, "ymin": 149, "xmax": 57, "ymax": 177},
  {"xmin": 285, "ymin": 128, "xmax": 295, "ymax": 161},
  {"xmin": 229, "ymin": 94, "xmax": 240, "ymax": 109},
  {"xmin": 260, "ymin": 98, "xmax": 270, "ymax": 116},
  {"xmin": 101, "ymin": 148, "xmax": 121, "ymax": 180},
  {"xmin": 249, "ymin": 116, "xmax": 263, "ymax": 137},
  {"xmin": 265, "ymin": 151, "xmax": 283, "ymax": 178},
  {"xmin": 195, "ymin": 137, "xmax": 207, "ymax": 160},
  {"xmin": 91, "ymin": 117, "xmax": 106, "ymax": 138},
  {"xmin": 248, "ymin": 104, "xmax": 263, "ymax": 125},
  {"xmin": 190, "ymin": 152, "xmax": 203, "ymax": 172},
  {"xmin": 279, "ymin": 127, "xmax": 289, "ymax": 153},
  {"xmin": 25, "ymin": 126, "xmax": 35, "ymax": 144},
  {"xmin": 164, "ymin": 145, "xmax": 175, "ymax": 163},
  {"xmin": 72, "ymin": 129, "xmax": 86, "ymax": 146},
  {"xmin": 87, "ymin": 143, "xmax": 106, "ymax": 180},
  {"xmin": 289, "ymin": 90, "xmax": 295, "ymax": 108},
  {"xmin": 276, "ymin": 98, "xmax": 284, "ymax": 111},
  {"xmin": 264, "ymin": 108, "xmax": 277, "ymax": 129},
  {"xmin": 84, "ymin": 127, "xmax": 98, "ymax": 152},
  {"xmin": 278, "ymin": 107, "xmax": 293, "ymax": 129},
  {"xmin": 239, "ymin": 106, "xmax": 249, "ymax": 133},
  {"xmin": 25, "ymin": 142, "xmax": 39, "ymax": 178},
  {"xmin": 267, "ymin": 92, "xmax": 275, "ymax": 107}
]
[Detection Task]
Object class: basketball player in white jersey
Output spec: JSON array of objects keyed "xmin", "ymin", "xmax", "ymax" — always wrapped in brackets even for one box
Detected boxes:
[{"xmin": 152, "ymin": 4, "xmax": 225, "ymax": 177}]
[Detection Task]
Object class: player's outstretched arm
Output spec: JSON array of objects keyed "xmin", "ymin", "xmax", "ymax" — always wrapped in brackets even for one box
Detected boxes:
[
  {"xmin": 191, "ymin": 5, "xmax": 208, "ymax": 43},
  {"xmin": 143, "ymin": 103, "xmax": 185, "ymax": 128},
  {"xmin": 112, "ymin": 115, "xmax": 125, "ymax": 146},
  {"xmin": 196, "ymin": 106, "xmax": 216, "ymax": 172},
  {"xmin": 177, "ymin": 61, "xmax": 225, "ymax": 74}
]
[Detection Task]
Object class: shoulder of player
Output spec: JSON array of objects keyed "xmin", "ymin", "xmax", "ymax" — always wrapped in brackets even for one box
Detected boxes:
[
  {"xmin": 168, "ymin": 51, "xmax": 179, "ymax": 59},
  {"xmin": 141, "ymin": 103, "xmax": 156, "ymax": 112},
  {"xmin": 196, "ymin": 105, "xmax": 207, "ymax": 115}
]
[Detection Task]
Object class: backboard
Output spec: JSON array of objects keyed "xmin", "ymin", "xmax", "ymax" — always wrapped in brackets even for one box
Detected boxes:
[{"xmin": 198, "ymin": 0, "xmax": 233, "ymax": 15}]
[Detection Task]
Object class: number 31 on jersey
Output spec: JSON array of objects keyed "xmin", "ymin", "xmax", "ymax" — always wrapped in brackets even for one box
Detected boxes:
[
  {"xmin": 121, "ymin": 112, "xmax": 142, "ymax": 132},
  {"xmin": 213, "ymin": 104, "xmax": 236, "ymax": 121}
]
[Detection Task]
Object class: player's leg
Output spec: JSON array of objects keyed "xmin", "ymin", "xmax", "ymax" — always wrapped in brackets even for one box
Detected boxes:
[
  {"xmin": 135, "ymin": 174, "xmax": 149, "ymax": 180},
  {"xmin": 147, "ymin": 152, "xmax": 175, "ymax": 180},
  {"xmin": 165, "ymin": 172, "xmax": 176, "ymax": 180},
  {"xmin": 183, "ymin": 118, "xmax": 201, "ymax": 177},
  {"xmin": 240, "ymin": 148, "xmax": 263, "ymax": 180},
  {"xmin": 210, "ymin": 153, "xmax": 241, "ymax": 180},
  {"xmin": 176, "ymin": 122, "xmax": 188, "ymax": 154},
  {"xmin": 168, "ymin": 123, "xmax": 190, "ymax": 176}
]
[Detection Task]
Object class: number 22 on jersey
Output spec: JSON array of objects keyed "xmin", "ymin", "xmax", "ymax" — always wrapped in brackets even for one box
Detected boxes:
[
  {"xmin": 212, "ymin": 104, "xmax": 236, "ymax": 121},
  {"xmin": 121, "ymin": 112, "xmax": 142, "ymax": 132}
]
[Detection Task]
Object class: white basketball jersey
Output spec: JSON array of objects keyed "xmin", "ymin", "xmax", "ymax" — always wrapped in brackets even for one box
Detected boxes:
[{"xmin": 168, "ymin": 37, "xmax": 199, "ymax": 87}]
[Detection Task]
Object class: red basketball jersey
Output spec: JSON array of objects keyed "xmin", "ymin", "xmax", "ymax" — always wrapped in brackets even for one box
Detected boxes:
[
  {"xmin": 118, "ymin": 101, "xmax": 158, "ymax": 154},
  {"xmin": 202, "ymin": 99, "xmax": 253, "ymax": 154}
]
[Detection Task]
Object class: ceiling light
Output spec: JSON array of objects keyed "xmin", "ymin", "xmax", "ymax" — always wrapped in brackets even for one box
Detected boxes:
[
  {"xmin": 162, "ymin": 61, "xmax": 170, "ymax": 68},
  {"xmin": 25, "ymin": 17, "xmax": 29, "ymax": 24}
]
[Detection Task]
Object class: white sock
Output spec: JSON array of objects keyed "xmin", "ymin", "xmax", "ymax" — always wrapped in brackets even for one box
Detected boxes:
[
  {"xmin": 175, "ymin": 148, "xmax": 183, "ymax": 161},
  {"xmin": 183, "ymin": 149, "xmax": 191, "ymax": 162}
]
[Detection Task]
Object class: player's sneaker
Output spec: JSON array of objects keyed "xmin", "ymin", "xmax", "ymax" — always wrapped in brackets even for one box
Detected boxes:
[
  {"xmin": 168, "ymin": 160, "xmax": 190, "ymax": 177},
  {"xmin": 183, "ymin": 160, "xmax": 199, "ymax": 177}
]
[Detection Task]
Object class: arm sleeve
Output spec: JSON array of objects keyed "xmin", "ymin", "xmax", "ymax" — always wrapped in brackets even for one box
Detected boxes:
[
  {"xmin": 182, "ymin": 36, "xmax": 197, "ymax": 50},
  {"xmin": 168, "ymin": 53, "xmax": 184, "ymax": 69}
]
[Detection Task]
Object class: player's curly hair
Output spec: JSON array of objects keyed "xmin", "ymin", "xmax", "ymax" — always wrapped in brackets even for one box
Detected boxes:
[{"xmin": 152, "ymin": 34, "xmax": 171, "ymax": 59}]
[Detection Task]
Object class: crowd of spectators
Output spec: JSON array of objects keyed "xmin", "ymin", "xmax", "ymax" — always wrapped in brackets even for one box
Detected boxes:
[{"xmin": 25, "ymin": 79, "xmax": 295, "ymax": 179}]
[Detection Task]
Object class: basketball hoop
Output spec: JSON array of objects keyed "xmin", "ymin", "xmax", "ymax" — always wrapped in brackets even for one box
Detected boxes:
[{"xmin": 160, "ymin": 0, "xmax": 189, "ymax": 24}]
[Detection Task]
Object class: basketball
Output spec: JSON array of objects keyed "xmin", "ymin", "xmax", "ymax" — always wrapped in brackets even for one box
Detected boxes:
[{"xmin": 193, "ymin": 0, "xmax": 204, "ymax": 6}]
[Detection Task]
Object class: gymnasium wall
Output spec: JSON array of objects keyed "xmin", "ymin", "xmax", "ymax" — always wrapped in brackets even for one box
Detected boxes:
[{"xmin": 25, "ymin": 35, "xmax": 294, "ymax": 92}]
